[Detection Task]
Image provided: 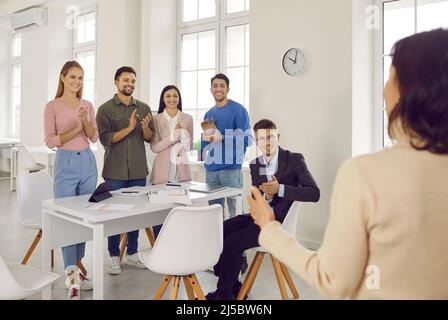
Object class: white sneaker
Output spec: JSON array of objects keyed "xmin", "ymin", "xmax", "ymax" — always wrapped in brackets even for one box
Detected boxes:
[
  {"xmin": 108, "ymin": 256, "xmax": 121, "ymax": 275},
  {"xmin": 125, "ymin": 253, "xmax": 146, "ymax": 269},
  {"xmin": 67, "ymin": 284, "xmax": 80, "ymax": 300},
  {"xmin": 65, "ymin": 272, "xmax": 93, "ymax": 291}
]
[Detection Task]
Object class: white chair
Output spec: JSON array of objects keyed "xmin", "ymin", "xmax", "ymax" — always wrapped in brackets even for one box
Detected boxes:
[
  {"xmin": 237, "ymin": 201, "xmax": 302, "ymax": 300},
  {"xmin": 142, "ymin": 204, "xmax": 223, "ymax": 300},
  {"xmin": 19, "ymin": 145, "xmax": 46, "ymax": 172},
  {"xmin": 0, "ymin": 255, "xmax": 59, "ymax": 300},
  {"xmin": 16, "ymin": 171, "xmax": 88, "ymax": 274},
  {"xmin": 17, "ymin": 170, "xmax": 53, "ymax": 266}
]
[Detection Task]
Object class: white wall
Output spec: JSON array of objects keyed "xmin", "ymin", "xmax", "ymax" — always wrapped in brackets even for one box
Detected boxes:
[
  {"xmin": 20, "ymin": 7, "xmax": 72, "ymax": 149},
  {"xmin": 251, "ymin": 0, "xmax": 354, "ymax": 248},
  {"xmin": 352, "ymin": 0, "xmax": 375, "ymax": 156},
  {"xmin": 144, "ymin": 0, "xmax": 177, "ymax": 108},
  {"xmin": 96, "ymin": 0, "xmax": 140, "ymax": 104}
]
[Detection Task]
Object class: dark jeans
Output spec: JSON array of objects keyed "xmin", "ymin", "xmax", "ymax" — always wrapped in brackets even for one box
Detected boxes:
[
  {"xmin": 213, "ymin": 214, "xmax": 260, "ymax": 294},
  {"xmin": 106, "ymin": 178, "xmax": 146, "ymax": 257},
  {"xmin": 152, "ymin": 224, "xmax": 162, "ymax": 239}
]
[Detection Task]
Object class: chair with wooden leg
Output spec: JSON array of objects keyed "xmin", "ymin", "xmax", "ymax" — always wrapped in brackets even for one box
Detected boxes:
[
  {"xmin": 16, "ymin": 171, "xmax": 87, "ymax": 272},
  {"xmin": 237, "ymin": 201, "xmax": 302, "ymax": 300},
  {"xmin": 142, "ymin": 205, "xmax": 223, "ymax": 300},
  {"xmin": 119, "ymin": 227, "xmax": 156, "ymax": 263}
]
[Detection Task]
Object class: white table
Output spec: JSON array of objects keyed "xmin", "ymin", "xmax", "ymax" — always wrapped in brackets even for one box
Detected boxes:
[
  {"xmin": 41, "ymin": 186, "xmax": 243, "ymax": 300},
  {"xmin": 9, "ymin": 144, "xmax": 99, "ymax": 191},
  {"xmin": 0, "ymin": 138, "xmax": 20, "ymax": 190}
]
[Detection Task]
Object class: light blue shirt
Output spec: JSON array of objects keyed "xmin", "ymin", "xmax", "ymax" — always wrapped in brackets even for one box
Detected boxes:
[{"xmin": 260, "ymin": 146, "xmax": 285, "ymax": 199}]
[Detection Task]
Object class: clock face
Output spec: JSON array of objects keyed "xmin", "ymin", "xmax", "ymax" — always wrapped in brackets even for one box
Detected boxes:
[{"xmin": 282, "ymin": 48, "xmax": 307, "ymax": 76}]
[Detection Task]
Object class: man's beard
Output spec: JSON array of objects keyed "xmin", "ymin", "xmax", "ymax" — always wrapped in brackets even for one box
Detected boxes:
[{"xmin": 120, "ymin": 87, "xmax": 134, "ymax": 96}]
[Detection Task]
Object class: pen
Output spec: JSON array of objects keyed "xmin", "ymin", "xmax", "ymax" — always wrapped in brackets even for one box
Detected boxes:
[
  {"xmin": 166, "ymin": 183, "xmax": 182, "ymax": 187},
  {"xmin": 122, "ymin": 191, "xmax": 139, "ymax": 193}
]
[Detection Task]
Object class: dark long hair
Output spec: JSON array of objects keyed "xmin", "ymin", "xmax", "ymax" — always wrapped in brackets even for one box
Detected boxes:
[
  {"xmin": 388, "ymin": 28, "xmax": 448, "ymax": 154},
  {"xmin": 158, "ymin": 85, "xmax": 183, "ymax": 114}
]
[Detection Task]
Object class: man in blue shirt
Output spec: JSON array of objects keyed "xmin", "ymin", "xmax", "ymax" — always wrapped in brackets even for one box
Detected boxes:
[{"xmin": 201, "ymin": 73, "xmax": 252, "ymax": 219}]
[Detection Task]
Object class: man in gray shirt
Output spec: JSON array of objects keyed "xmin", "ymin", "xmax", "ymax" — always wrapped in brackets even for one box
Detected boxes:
[{"xmin": 96, "ymin": 66, "xmax": 155, "ymax": 275}]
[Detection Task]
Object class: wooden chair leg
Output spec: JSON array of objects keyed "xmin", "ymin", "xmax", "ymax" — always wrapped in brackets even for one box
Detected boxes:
[
  {"xmin": 153, "ymin": 275, "xmax": 173, "ymax": 300},
  {"xmin": 119, "ymin": 234, "xmax": 127, "ymax": 263},
  {"xmin": 187, "ymin": 274, "xmax": 205, "ymax": 300},
  {"xmin": 21, "ymin": 230, "xmax": 42, "ymax": 265},
  {"xmin": 237, "ymin": 252, "xmax": 265, "ymax": 300},
  {"xmin": 270, "ymin": 254, "xmax": 289, "ymax": 300},
  {"xmin": 280, "ymin": 263, "xmax": 299, "ymax": 299},
  {"xmin": 183, "ymin": 276, "xmax": 196, "ymax": 300},
  {"xmin": 169, "ymin": 276, "xmax": 181, "ymax": 300},
  {"xmin": 51, "ymin": 250, "xmax": 54, "ymax": 269},
  {"xmin": 145, "ymin": 227, "xmax": 156, "ymax": 247},
  {"xmin": 77, "ymin": 260, "xmax": 88, "ymax": 275}
]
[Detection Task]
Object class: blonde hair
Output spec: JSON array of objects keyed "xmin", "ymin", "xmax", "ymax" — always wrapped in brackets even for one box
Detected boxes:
[{"xmin": 55, "ymin": 61, "xmax": 84, "ymax": 99}]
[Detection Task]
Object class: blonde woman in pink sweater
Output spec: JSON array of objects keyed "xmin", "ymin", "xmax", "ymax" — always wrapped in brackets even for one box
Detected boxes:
[
  {"xmin": 44, "ymin": 61, "xmax": 98, "ymax": 300},
  {"xmin": 248, "ymin": 29, "xmax": 448, "ymax": 299}
]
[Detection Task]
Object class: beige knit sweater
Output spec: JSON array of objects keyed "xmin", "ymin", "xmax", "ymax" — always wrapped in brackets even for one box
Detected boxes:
[{"xmin": 259, "ymin": 140, "xmax": 448, "ymax": 299}]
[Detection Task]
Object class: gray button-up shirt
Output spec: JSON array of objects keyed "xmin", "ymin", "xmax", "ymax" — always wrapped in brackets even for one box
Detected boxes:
[{"xmin": 96, "ymin": 94, "xmax": 155, "ymax": 180}]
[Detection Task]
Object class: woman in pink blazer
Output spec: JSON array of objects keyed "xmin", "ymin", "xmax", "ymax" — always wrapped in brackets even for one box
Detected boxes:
[{"xmin": 150, "ymin": 85, "xmax": 193, "ymax": 184}]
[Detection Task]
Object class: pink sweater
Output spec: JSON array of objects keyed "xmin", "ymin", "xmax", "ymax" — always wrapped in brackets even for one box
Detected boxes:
[{"xmin": 44, "ymin": 98, "xmax": 98, "ymax": 151}]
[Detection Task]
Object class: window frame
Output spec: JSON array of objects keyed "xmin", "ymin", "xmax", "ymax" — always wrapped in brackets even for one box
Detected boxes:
[
  {"xmin": 73, "ymin": 6, "xmax": 98, "ymax": 106},
  {"xmin": 9, "ymin": 32, "xmax": 22, "ymax": 138},
  {"xmin": 177, "ymin": 0, "xmax": 250, "ymax": 143},
  {"xmin": 73, "ymin": 6, "xmax": 97, "ymax": 49},
  {"xmin": 374, "ymin": 0, "xmax": 448, "ymax": 149}
]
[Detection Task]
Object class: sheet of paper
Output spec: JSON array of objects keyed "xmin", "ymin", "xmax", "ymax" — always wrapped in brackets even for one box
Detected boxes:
[
  {"xmin": 86, "ymin": 203, "xmax": 135, "ymax": 211},
  {"xmin": 149, "ymin": 189, "xmax": 192, "ymax": 205}
]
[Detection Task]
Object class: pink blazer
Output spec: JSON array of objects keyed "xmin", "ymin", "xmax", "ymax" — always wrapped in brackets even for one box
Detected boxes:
[{"xmin": 149, "ymin": 111, "xmax": 193, "ymax": 184}]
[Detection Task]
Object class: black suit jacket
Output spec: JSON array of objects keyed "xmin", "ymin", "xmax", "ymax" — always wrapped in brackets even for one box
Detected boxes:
[{"xmin": 250, "ymin": 147, "xmax": 320, "ymax": 222}]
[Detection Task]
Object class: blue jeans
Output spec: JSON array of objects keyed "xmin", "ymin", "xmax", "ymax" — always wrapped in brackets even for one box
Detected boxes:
[
  {"xmin": 54, "ymin": 148, "xmax": 97, "ymax": 270},
  {"xmin": 206, "ymin": 168, "xmax": 242, "ymax": 219},
  {"xmin": 106, "ymin": 178, "xmax": 146, "ymax": 257}
]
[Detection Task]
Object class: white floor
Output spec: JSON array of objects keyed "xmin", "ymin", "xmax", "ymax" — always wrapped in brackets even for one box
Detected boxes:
[{"xmin": 0, "ymin": 179, "xmax": 324, "ymax": 300}]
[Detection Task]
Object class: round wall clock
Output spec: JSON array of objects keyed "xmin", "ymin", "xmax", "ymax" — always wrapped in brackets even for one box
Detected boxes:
[{"xmin": 282, "ymin": 48, "xmax": 308, "ymax": 76}]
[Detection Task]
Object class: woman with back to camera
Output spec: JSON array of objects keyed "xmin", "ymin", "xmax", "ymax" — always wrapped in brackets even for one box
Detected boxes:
[{"xmin": 248, "ymin": 28, "xmax": 448, "ymax": 299}]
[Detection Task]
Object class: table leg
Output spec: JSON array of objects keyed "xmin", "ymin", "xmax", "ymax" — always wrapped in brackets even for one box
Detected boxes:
[
  {"xmin": 10, "ymin": 148, "xmax": 17, "ymax": 191},
  {"xmin": 41, "ymin": 210, "xmax": 52, "ymax": 299},
  {"xmin": 92, "ymin": 223, "xmax": 104, "ymax": 300}
]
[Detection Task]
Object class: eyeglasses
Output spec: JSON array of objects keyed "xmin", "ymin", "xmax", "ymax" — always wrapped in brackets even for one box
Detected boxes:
[{"xmin": 256, "ymin": 134, "xmax": 278, "ymax": 143}]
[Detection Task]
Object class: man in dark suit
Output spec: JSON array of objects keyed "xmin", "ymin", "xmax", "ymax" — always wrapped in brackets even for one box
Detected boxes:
[{"xmin": 206, "ymin": 119, "xmax": 320, "ymax": 300}]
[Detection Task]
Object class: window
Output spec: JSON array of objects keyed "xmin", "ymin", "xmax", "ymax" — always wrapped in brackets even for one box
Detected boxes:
[
  {"xmin": 10, "ymin": 33, "xmax": 22, "ymax": 138},
  {"xmin": 225, "ymin": 24, "xmax": 250, "ymax": 111},
  {"xmin": 73, "ymin": 8, "xmax": 97, "ymax": 105},
  {"xmin": 379, "ymin": 0, "xmax": 448, "ymax": 147},
  {"xmin": 11, "ymin": 33, "xmax": 21, "ymax": 57},
  {"xmin": 11, "ymin": 64, "xmax": 21, "ymax": 138},
  {"xmin": 75, "ymin": 50, "xmax": 95, "ymax": 105},
  {"xmin": 182, "ymin": 0, "xmax": 216, "ymax": 22},
  {"xmin": 178, "ymin": 0, "xmax": 250, "ymax": 143},
  {"xmin": 226, "ymin": 0, "xmax": 250, "ymax": 14}
]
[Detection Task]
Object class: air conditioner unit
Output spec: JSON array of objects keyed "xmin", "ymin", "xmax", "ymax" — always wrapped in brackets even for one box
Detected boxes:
[{"xmin": 10, "ymin": 7, "xmax": 47, "ymax": 31}]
